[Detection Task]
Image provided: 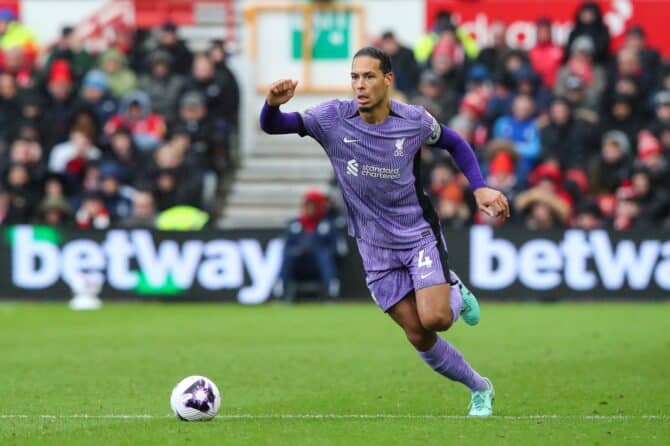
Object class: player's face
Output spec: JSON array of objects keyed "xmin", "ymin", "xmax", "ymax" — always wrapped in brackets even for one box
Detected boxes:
[{"xmin": 351, "ymin": 56, "xmax": 392, "ymax": 112}]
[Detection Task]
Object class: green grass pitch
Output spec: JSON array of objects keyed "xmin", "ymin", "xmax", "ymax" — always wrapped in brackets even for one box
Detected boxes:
[{"xmin": 0, "ymin": 302, "xmax": 668, "ymax": 445}]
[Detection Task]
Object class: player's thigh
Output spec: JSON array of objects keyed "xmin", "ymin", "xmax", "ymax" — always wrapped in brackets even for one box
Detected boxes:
[{"xmin": 404, "ymin": 239, "xmax": 454, "ymax": 330}]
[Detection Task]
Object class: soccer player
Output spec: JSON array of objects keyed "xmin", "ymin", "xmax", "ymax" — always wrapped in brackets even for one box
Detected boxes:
[{"xmin": 260, "ymin": 47, "xmax": 509, "ymax": 416}]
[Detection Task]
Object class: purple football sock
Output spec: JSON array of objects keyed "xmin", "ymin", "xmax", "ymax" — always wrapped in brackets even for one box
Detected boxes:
[{"xmin": 417, "ymin": 336, "xmax": 487, "ymax": 391}]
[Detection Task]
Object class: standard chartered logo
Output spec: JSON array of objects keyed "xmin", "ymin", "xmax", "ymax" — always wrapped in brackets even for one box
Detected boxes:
[
  {"xmin": 346, "ymin": 159, "xmax": 358, "ymax": 176},
  {"xmin": 345, "ymin": 158, "xmax": 400, "ymax": 180},
  {"xmin": 9, "ymin": 226, "xmax": 285, "ymax": 304}
]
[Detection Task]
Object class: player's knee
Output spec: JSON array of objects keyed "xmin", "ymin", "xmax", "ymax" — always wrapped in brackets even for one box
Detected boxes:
[{"xmin": 419, "ymin": 312, "xmax": 453, "ymax": 332}]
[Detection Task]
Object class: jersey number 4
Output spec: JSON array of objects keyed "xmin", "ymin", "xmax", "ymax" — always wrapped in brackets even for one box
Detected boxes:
[{"xmin": 418, "ymin": 249, "xmax": 433, "ymax": 269}]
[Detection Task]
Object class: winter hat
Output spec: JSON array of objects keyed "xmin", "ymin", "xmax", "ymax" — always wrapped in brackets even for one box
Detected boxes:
[
  {"xmin": 49, "ymin": 60, "xmax": 73, "ymax": 84},
  {"xmin": 83, "ymin": 70, "xmax": 108, "ymax": 91},
  {"xmin": 459, "ymin": 92, "xmax": 486, "ymax": 118},
  {"xmin": 637, "ymin": 130, "xmax": 662, "ymax": 160},
  {"xmin": 602, "ymin": 130, "xmax": 631, "ymax": 155},
  {"xmin": 489, "ymin": 151, "xmax": 515, "ymax": 175}
]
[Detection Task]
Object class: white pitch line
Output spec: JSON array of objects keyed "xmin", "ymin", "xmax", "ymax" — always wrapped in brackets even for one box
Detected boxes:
[{"xmin": 0, "ymin": 414, "xmax": 668, "ymax": 421}]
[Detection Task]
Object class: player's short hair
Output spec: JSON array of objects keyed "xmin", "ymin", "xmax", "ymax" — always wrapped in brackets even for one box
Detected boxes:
[{"xmin": 353, "ymin": 47, "xmax": 392, "ymax": 74}]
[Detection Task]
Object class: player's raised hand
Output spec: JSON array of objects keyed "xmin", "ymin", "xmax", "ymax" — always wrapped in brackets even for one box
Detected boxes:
[
  {"xmin": 473, "ymin": 187, "xmax": 510, "ymax": 219},
  {"xmin": 266, "ymin": 79, "xmax": 299, "ymax": 106}
]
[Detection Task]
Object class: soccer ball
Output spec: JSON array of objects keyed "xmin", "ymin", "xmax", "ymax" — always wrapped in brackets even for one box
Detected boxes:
[{"xmin": 170, "ymin": 375, "xmax": 221, "ymax": 421}]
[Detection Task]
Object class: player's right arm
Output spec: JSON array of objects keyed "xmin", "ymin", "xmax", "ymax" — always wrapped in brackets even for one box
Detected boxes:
[{"xmin": 259, "ymin": 79, "xmax": 304, "ymax": 135}]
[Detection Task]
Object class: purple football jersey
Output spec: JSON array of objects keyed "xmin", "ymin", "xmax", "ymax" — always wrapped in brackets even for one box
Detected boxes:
[{"xmin": 301, "ymin": 99, "xmax": 443, "ymax": 249}]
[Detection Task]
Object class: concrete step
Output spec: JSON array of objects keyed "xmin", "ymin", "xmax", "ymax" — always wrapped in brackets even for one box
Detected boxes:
[
  {"xmin": 216, "ymin": 218, "xmax": 288, "ymax": 235},
  {"xmin": 251, "ymin": 144, "xmax": 326, "ymax": 158},
  {"xmin": 235, "ymin": 162, "xmax": 333, "ymax": 181},
  {"xmin": 239, "ymin": 157, "xmax": 331, "ymax": 169},
  {"xmin": 229, "ymin": 182, "xmax": 329, "ymax": 195},
  {"xmin": 226, "ymin": 193, "xmax": 302, "ymax": 207},
  {"xmin": 219, "ymin": 207, "xmax": 293, "ymax": 228}
]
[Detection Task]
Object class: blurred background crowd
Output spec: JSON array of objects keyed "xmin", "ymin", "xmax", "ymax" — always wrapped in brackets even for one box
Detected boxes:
[
  {"xmin": 0, "ymin": 8, "xmax": 239, "ymax": 229},
  {"xmin": 385, "ymin": 1, "xmax": 670, "ymax": 231},
  {"xmin": 0, "ymin": 1, "xmax": 669, "ymax": 234}
]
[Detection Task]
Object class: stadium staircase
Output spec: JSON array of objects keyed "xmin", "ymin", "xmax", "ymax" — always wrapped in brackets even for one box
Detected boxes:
[{"xmin": 217, "ymin": 134, "xmax": 333, "ymax": 229}]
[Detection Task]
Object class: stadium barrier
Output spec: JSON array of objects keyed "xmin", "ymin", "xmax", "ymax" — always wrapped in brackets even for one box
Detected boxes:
[{"xmin": 2, "ymin": 225, "xmax": 668, "ymax": 302}]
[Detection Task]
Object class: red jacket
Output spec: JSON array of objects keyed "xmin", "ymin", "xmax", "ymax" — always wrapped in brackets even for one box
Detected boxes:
[{"xmin": 530, "ymin": 43, "xmax": 563, "ymax": 89}]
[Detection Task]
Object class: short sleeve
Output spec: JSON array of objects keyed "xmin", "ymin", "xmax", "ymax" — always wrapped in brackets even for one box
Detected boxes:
[
  {"xmin": 300, "ymin": 99, "xmax": 341, "ymax": 143},
  {"xmin": 421, "ymin": 109, "xmax": 442, "ymax": 146}
]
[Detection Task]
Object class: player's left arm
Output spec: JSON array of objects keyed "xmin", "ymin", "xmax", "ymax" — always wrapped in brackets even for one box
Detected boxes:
[{"xmin": 427, "ymin": 122, "xmax": 510, "ymax": 219}]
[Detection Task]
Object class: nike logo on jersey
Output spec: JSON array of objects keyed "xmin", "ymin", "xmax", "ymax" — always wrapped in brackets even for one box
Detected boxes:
[
  {"xmin": 420, "ymin": 272, "xmax": 434, "ymax": 279},
  {"xmin": 343, "ymin": 137, "xmax": 359, "ymax": 143}
]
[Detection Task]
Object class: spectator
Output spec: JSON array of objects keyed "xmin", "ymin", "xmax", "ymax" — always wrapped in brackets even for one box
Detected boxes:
[
  {"xmin": 0, "ymin": 73, "xmax": 20, "ymax": 145},
  {"xmin": 149, "ymin": 144, "xmax": 202, "ymax": 210},
  {"xmin": 36, "ymin": 195, "xmax": 72, "ymax": 226},
  {"xmin": 636, "ymin": 130, "xmax": 670, "ymax": 190},
  {"xmin": 564, "ymin": 1, "xmax": 610, "ymax": 65},
  {"xmin": 414, "ymin": 10, "xmax": 478, "ymax": 64},
  {"xmin": 105, "ymin": 90, "xmax": 166, "ymax": 151},
  {"xmin": 601, "ymin": 93, "xmax": 641, "ymax": 149},
  {"xmin": 612, "ymin": 182, "xmax": 642, "ymax": 230},
  {"xmin": 571, "ymin": 200, "xmax": 604, "ymax": 229},
  {"xmin": 410, "ymin": 69, "xmax": 458, "ymax": 123},
  {"xmin": 493, "ymin": 93, "xmax": 541, "ymax": 183},
  {"xmin": 515, "ymin": 163, "xmax": 573, "ymax": 230},
  {"xmin": 630, "ymin": 166, "xmax": 670, "ymax": 225},
  {"xmin": 476, "ymin": 21, "xmax": 509, "ymax": 74},
  {"xmin": 589, "ymin": 130, "xmax": 632, "ymax": 194},
  {"xmin": 555, "ymin": 35, "xmax": 606, "ymax": 110},
  {"xmin": 156, "ymin": 22, "xmax": 193, "ymax": 76},
  {"xmin": 0, "ymin": 185, "xmax": 8, "ymax": 224},
  {"xmin": 182, "ymin": 53, "xmax": 239, "ymax": 129},
  {"xmin": 75, "ymin": 191, "xmax": 110, "ymax": 229},
  {"xmin": 121, "ymin": 189, "xmax": 157, "ymax": 227},
  {"xmin": 5, "ymin": 137, "xmax": 46, "ymax": 184},
  {"xmin": 512, "ymin": 65, "xmax": 552, "ymax": 114},
  {"xmin": 0, "ymin": 8, "xmax": 38, "ymax": 67},
  {"xmin": 49, "ymin": 126, "xmax": 101, "ymax": 176},
  {"xmin": 3, "ymin": 162, "xmax": 38, "ymax": 223},
  {"xmin": 17, "ymin": 89, "xmax": 49, "ymax": 143},
  {"xmin": 529, "ymin": 18, "xmax": 563, "ymax": 89},
  {"xmin": 515, "ymin": 186, "xmax": 571, "ymax": 230},
  {"xmin": 540, "ymin": 96, "xmax": 597, "ymax": 169},
  {"xmin": 103, "ymin": 126, "xmax": 144, "ymax": 185},
  {"xmin": 484, "ymin": 139, "xmax": 521, "ymax": 203},
  {"xmin": 484, "ymin": 71, "xmax": 515, "ymax": 125},
  {"xmin": 173, "ymin": 91, "xmax": 227, "ymax": 173},
  {"xmin": 378, "ymin": 31, "xmax": 420, "ymax": 96},
  {"xmin": 428, "ymin": 27, "xmax": 466, "ymax": 94},
  {"xmin": 621, "ymin": 26, "xmax": 661, "ymax": 83},
  {"xmin": 77, "ymin": 69, "xmax": 118, "ymax": 128},
  {"xmin": 98, "ymin": 48, "xmax": 137, "ymax": 98},
  {"xmin": 647, "ymin": 90, "xmax": 670, "ymax": 136},
  {"xmin": 99, "ymin": 162, "xmax": 133, "ymax": 222},
  {"xmin": 436, "ymin": 180, "xmax": 471, "ymax": 229},
  {"xmin": 138, "ymin": 49, "xmax": 184, "ymax": 122},
  {"xmin": 43, "ymin": 60, "xmax": 79, "ymax": 147},
  {"xmin": 275, "ymin": 189, "xmax": 341, "ymax": 301},
  {"xmin": 45, "ymin": 26, "xmax": 95, "ymax": 81},
  {"xmin": 605, "ymin": 48, "xmax": 653, "ymax": 114},
  {"xmin": 1, "ymin": 46, "xmax": 36, "ymax": 89}
]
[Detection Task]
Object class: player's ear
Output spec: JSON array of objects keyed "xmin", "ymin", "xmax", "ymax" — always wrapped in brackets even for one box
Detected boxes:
[{"xmin": 384, "ymin": 72, "xmax": 393, "ymax": 87}]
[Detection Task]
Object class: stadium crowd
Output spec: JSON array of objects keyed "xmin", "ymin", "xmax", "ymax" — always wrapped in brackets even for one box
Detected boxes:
[
  {"xmin": 379, "ymin": 2, "xmax": 670, "ymax": 231},
  {"xmin": 0, "ymin": 10, "xmax": 239, "ymax": 229},
  {"xmin": 1, "ymin": 2, "xmax": 669, "ymax": 233}
]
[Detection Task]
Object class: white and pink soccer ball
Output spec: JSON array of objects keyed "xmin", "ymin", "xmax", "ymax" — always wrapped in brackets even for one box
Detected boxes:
[{"xmin": 170, "ymin": 376, "xmax": 221, "ymax": 421}]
